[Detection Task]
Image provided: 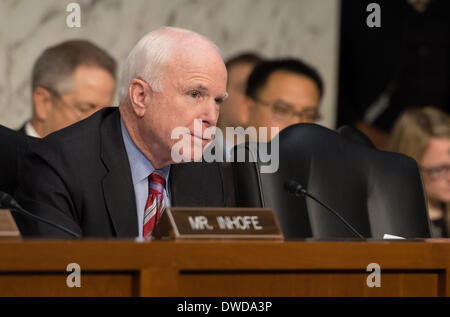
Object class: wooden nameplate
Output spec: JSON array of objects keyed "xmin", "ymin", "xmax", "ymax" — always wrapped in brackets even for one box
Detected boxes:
[
  {"xmin": 152, "ymin": 207, "xmax": 283, "ymax": 240},
  {"xmin": 0, "ymin": 209, "xmax": 21, "ymax": 238}
]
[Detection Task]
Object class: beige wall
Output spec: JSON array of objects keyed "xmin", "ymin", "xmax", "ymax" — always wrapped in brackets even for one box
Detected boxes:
[{"xmin": 0, "ymin": 0, "xmax": 340, "ymax": 129}]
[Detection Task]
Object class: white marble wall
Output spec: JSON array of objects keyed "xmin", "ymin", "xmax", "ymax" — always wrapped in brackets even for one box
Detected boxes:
[{"xmin": 0, "ymin": 0, "xmax": 340, "ymax": 129}]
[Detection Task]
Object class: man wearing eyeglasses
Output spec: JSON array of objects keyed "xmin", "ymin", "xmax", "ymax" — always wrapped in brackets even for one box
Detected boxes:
[
  {"xmin": 18, "ymin": 40, "xmax": 116, "ymax": 138},
  {"xmin": 244, "ymin": 58, "xmax": 323, "ymax": 141}
]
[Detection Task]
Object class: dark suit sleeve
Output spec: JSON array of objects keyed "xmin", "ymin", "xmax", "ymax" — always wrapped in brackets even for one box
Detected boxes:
[
  {"xmin": 14, "ymin": 140, "xmax": 83, "ymax": 238},
  {"xmin": 0, "ymin": 125, "xmax": 28, "ymax": 195}
]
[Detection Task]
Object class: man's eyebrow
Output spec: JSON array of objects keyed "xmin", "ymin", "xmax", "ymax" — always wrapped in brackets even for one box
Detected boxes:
[
  {"xmin": 191, "ymin": 84, "xmax": 228, "ymax": 101},
  {"xmin": 273, "ymin": 99, "xmax": 295, "ymax": 107},
  {"xmin": 192, "ymin": 84, "xmax": 209, "ymax": 92},
  {"xmin": 300, "ymin": 106, "xmax": 319, "ymax": 111},
  {"xmin": 274, "ymin": 99, "xmax": 317, "ymax": 110}
]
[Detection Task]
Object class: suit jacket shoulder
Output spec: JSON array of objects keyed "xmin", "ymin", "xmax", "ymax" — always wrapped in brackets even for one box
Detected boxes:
[
  {"xmin": 0, "ymin": 125, "xmax": 36, "ymax": 195},
  {"xmin": 15, "ymin": 107, "xmax": 137, "ymax": 238},
  {"xmin": 17, "ymin": 123, "xmax": 26, "ymax": 135}
]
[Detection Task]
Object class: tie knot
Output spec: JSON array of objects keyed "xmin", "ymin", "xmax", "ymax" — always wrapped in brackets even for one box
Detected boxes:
[{"xmin": 148, "ymin": 171, "xmax": 165, "ymax": 195}]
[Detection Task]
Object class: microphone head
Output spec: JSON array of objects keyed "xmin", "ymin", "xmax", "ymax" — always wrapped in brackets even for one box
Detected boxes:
[
  {"xmin": 284, "ymin": 180, "xmax": 304, "ymax": 195},
  {"xmin": 0, "ymin": 191, "xmax": 16, "ymax": 209}
]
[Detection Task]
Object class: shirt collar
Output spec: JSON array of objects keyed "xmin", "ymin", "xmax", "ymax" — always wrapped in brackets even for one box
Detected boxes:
[
  {"xmin": 120, "ymin": 118, "xmax": 170, "ymax": 185},
  {"xmin": 26, "ymin": 122, "xmax": 41, "ymax": 138}
]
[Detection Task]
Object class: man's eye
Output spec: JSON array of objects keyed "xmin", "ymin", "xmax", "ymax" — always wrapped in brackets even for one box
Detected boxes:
[
  {"xmin": 430, "ymin": 166, "xmax": 446, "ymax": 174},
  {"xmin": 78, "ymin": 103, "xmax": 97, "ymax": 113},
  {"xmin": 273, "ymin": 104, "xmax": 290, "ymax": 115},
  {"xmin": 189, "ymin": 91, "xmax": 200, "ymax": 98}
]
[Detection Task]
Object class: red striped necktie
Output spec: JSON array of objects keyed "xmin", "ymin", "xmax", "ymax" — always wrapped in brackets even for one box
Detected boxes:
[{"xmin": 143, "ymin": 171, "xmax": 166, "ymax": 238}]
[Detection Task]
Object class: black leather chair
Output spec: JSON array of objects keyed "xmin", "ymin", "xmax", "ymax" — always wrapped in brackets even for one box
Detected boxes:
[
  {"xmin": 233, "ymin": 123, "xmax": 431, "ymax": 239},
  {"xmin": 337, "ymin": 125, "xmax": 375, "ymax": 148},
  {"xmin": 0, "ymin": 125, "xmax": 34, "ymax": 196}
]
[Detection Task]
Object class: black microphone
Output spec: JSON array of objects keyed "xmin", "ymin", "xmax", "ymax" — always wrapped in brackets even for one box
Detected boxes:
[
  {"xmin": 0, "ymin": 191, "xmax": 81, "ymax": 239},
  {"xmin": 284, "ymin": 180, "xmax": 364, "ymax": 239}
]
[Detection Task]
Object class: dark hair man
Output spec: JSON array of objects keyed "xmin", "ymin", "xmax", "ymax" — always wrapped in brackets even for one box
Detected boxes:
[
  {"xmin": 245, "ymin": 58, "xmax": 324, "ymax": 140},
  {"xmin": 218, "ymin": 52, "xmax": 262, "ymax": 130}
]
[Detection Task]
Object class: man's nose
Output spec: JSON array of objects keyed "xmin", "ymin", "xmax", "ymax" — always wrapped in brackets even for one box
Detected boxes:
[
  {"xmin": 289, "ymin": 115, "xmax": 303, "ymax": 126},
  {"xmin": 201, "ymin": 99, "xmax": 219, "ymax": 127}
]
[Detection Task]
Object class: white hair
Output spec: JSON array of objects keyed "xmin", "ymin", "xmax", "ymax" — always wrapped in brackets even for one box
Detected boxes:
[{"xmin": 118, "ymin": 26, "xmax": 219, "ymax": 103}]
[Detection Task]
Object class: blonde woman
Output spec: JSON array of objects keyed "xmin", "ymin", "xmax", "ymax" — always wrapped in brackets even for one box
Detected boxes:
[{"xmin": 389, "ymin": 107, "xmax": 450, "ymax": 237}]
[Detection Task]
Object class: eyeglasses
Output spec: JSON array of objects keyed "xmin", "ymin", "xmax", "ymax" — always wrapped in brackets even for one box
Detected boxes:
[
  {"xmin": 254, "ymin": 98, "xmax": 321, "ymax": 123},
  {"xmin": 44, "ymin": 86, "xmax": 101, "ymax": 118},
  {"xmin": 420, "ymin": 164, "xmax": 450, "ymax": 181}
]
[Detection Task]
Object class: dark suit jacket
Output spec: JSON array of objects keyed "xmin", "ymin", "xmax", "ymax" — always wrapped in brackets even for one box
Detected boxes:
[
  {"xmin": 0, "ymin": 125, "xmax": 35, "ymax": 196},
  {"xmin": 17, "ymin": 124, "xmax": 26, "ymax": 135},
  {"xmin": 14, "ymin": 107, "xmax": 235, "ymax": 238}
]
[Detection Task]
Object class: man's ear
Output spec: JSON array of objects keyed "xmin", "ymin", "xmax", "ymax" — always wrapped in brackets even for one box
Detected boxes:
[
  {"xmin": 128, "ymin": 78, "xmax": 153, "ymax": 118},
  {"xmin": 32, "ymin": 87, "xmax": 53, "ymax": 121}
]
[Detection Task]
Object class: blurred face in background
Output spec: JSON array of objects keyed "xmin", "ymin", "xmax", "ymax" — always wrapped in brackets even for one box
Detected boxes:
[
  {"xmin": 33, "ymin": 65, "xmax": 115, "ymax": 137},
  {"xmin": 247, "ymin": 70, "xmax": 321, "ymax": 140},
  {"xmin": 219, "ymin": 62, "xmax": 255, "ymax": 129},
  {"xmin": 420, "ymin": 137, "xmax": 450, "ymax": 204}
]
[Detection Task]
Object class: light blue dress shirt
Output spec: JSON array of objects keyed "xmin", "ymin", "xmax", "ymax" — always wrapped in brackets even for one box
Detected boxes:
[{"xmin": 120, "ymin": 119, "xmax": 171, "ymax": 238}]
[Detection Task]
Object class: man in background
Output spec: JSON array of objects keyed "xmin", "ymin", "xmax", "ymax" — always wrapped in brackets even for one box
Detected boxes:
[
  {"xmin": 216, "ymin": 52, "xmax": 262, "ymax": 159},
  {"xmin": 245, "ymin": 58, "xmax": 324, "ymax": 141},
  {"xmin": 218, "ymin": 52, "xmax": 262, "ymax": 131},
  {"xmin": 18, "ymin": 40, "xmax": 116, "ymax": 137}
]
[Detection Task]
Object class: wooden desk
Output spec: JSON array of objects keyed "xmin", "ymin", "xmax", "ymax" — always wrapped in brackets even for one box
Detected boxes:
[{"xmin": 0, "ymin": 239, "xmax": 449, "ymax": 297}]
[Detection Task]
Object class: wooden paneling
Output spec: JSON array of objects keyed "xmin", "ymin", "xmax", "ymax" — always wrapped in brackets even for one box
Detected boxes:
[
  {"xmin": 0, "ymin": 239, "xmax": 449, "ymax": 297},
  {"xmin": 177, "ymin": 271, "xmax": 439, "ymax": 297},
  {"xmin": 0, "ymin": 272, "xmax": 137, "ymax": 297}
]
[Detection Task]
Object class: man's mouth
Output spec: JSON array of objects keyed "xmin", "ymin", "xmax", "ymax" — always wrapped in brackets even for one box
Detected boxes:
[{"xmin": 189, "ymin": 133, "xmax": 212, "ymax": 142}]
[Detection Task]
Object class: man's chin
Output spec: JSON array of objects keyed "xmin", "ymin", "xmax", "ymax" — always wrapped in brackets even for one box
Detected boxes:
[{"xmin": 178, "ymin": 145, "xmax": 208, "ymax": 163}]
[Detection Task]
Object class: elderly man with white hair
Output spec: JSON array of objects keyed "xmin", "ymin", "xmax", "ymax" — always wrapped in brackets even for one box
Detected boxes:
[{"xmin": 14, "ymin": 27, "xmax": 233, "ymax": 238}]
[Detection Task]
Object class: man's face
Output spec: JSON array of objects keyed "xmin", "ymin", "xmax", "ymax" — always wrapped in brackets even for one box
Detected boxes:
[
  {"xmin": 220, "ymin": 62, "xmax": 255, "ymax": 128},
  {"xmin": 140, "ymin": 48, "xmax": 228, "ymax": 165},
  {"xmin": 247, "ymin": 70, "xmax": 320, "ymax": 140},
  {"xmin": 421, "ymin": 137, "xmax": 450, "ymax": 203},
  {"xmin": 44, "ymin": 65, "xmax": 115, "ymax": 136}
]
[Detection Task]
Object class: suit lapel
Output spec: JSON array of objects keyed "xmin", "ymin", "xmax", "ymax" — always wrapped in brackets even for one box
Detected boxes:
[{"xmin": 100, "ymin": 109, "xmax": 138, "ymax": 237}]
